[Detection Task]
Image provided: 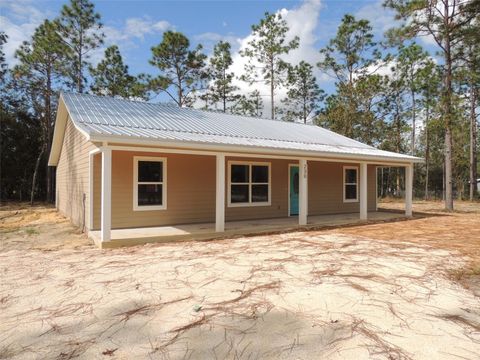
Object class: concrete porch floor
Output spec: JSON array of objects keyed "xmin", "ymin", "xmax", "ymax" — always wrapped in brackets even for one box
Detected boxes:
[{"xmin": 90, "ymin": 211, "xmax": 407, "ymax": 248}]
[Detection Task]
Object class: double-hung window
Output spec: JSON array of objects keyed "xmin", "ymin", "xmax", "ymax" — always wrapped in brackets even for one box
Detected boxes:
[
  {"xmin": 133, "ymin": 157, "xmax": 167, "ymax": 211},
  {"xmin": 228, "ymin": 162, "xmax": 271, "ymax": 207},
  {"xmin": 343, "ymin": 166, "xmax": 358, "ymax": 202}
]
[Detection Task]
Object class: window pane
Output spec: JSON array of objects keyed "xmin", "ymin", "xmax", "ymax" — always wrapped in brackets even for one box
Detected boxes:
[
  {"xmin": 138, "ymin": 161, "xmax": 162, "ymax": 182},
  {"xmin": 345, "ymin": 169, "xmax": 357, "ymax": 184},
  {"xmin": 345, "ymin": 184, "xmax": 357, "ymax": 200},
  {"xmin": 252, "ymin": 165, "xmax": 268, "ymax": 183},
  {"xmin": 138, "ymin": 184, "xmax": 163, "ymax": 206},
  {"xmin": 231, "ymin": 165, "xmax": 249, "ymax": 183},
  {"xmin": 231, "ymin": 184, "xmax": 249, "ymax": 203},
  {"xmin": 252, "ymin": 185, "xmax": 268, "ymax": 202}
]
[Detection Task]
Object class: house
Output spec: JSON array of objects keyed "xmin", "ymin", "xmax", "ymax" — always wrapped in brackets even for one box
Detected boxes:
[{"xmin": 48, "ymin": 92, "xmax": 421, "ymax": 248}]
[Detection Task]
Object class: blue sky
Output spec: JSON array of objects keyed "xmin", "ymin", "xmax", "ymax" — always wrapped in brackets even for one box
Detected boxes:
[{"xmin": 1, "ymin": 0, "xmax": 436, "ymax": 108}]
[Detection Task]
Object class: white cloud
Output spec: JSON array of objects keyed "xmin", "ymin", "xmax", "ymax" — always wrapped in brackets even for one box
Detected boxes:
[
  {"xmin": 88, "ymin": 17, "xmax": 173, "ymax": 65},
  {"xmin": 1, "ymin": 0, "xmax": 172, "ymax": 67},
  {"xmin": 122, "ymin": 17, "xmax": 172, "ymax": 40},
  {"xmin": 355, "ymin": 0, "xmax": 438, "ymax": 49},
  {"xmin": 101, "ymin": 17, "xmax": 172, "ymax": 44},
  {"xmin": 0, "ymin": 0, "xmax": 53, "ymax": 65},
  {"xmin": 226, "ymin": 0, "xmax": 323, "ymax": 118},
  {"xmin": 355, "ymin": 0, "xmax": 398, "ymax": 37}
]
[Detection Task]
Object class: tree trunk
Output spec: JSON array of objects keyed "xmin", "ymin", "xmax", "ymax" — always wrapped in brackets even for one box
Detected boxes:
[
  {"xmin": 77, "ymin": 30, "xmax": 83, "ymax": 93},
  {"xmin": 443, "ymin": 1, "xmax": 454, "ymax": 211},
  {"xmin": 270, "ymin": 64, "xmax": 275, "ymax": 120},
  {"xmin": 223, "ymin": 67, "xmax": 227, "ymax": 113},
  {"xmin": 469, "ymin": 85, "xmax": 478, "ymax": 201},
  {"xmin": 303, "ymin": 99, "xmax": 307, "ymax": 124},
  {"xmin": 178, "ymin": 82, "xmax": 183, "ymax": 107},
  {"xmin": 46, "ymin": 66, "xmax": 53, "ymax": 203},
  {"xmin": 424, "ymin": 100, "xmax": 430, "ymax": 200},
  {"xmin": 31, "ymin": 144, "xmax": 46, "ymax": 205}
]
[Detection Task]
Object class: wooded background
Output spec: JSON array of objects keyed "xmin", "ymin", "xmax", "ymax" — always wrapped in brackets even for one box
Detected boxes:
[{"xmin": 1, "ymin": 0, "xmax": 479, "ymax": 210}]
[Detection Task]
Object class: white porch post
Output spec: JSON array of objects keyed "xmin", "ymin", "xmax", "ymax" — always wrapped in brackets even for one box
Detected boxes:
[
  {"xmin": 299, "ymin": 159, "xmax": 308, "ymax": 226},
  {"xmin": 360, "ymin": 162, "xmax": 368, "ymax": 220},
  {"xmin": 215, "ymin": 154, "xmax": 225, "ymax": 232},
  {"xmin": 101, "ymin": 148, "xmax": 112, "ymax": 242},
  {"xmin": 405, "ymin": 164, "xmax": 413, "ymax": 217}
]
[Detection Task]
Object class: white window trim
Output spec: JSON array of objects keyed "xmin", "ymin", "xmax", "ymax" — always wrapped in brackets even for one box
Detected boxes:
[
  {"xmin": 227, "ymin": 160, "xmax": 271, "ymax": 207},
  {"xmin": 343, "ymin": 165, "xmax": 359, "ymax": 203},
  {"xmin": 133, "ymin": 156, "xmax": 167, "ymax": 211}
]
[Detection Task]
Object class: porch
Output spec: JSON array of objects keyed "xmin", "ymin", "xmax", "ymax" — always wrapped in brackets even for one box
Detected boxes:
[
  {"xmin": 90, "ymin": 210, "xmax": 405, "ymax": 248},
  {"xmin": 89, "ymin": 146, "xmax": 414, "ymax": 248}
]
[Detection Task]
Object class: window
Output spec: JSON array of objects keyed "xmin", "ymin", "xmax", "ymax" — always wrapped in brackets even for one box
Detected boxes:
[
  {"xmin": 228, "ymin": 161, "xmax": 271, "ymax": 207},
  {"xmin": 343, "ymin": 166, "xmax": 358, "ymax": 202},
  {"xmin": 133, "ymin": 157, "xmax": 166, "ymax": 211}
]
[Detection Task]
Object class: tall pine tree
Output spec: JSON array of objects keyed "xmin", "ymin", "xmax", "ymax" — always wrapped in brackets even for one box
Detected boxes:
[
  {"xmin": 385, "ymin": 0, "xmax": 480, "ymax": 210},
  {"xmin": 56, "ymin": 0, "xmax": 104, "ymax": 93},
  {"xmin": 90, "ymin": 45, "xmax": 148, "ymax": 99},
  {"xmin": 206, "ymin": 41, "xmax": 239, "ymax": 112},
  {"xmin": 13, "ymin": 20, "xmax": 71, "ymax": 203},
  {"xmin": 149, "ymin": 31, "xmax": 207, "ymax": 107},
  {"xmin": 281, "ymin": 61, "xmax": 324, "ymax": 123},
  {"xmin": 317, "ymin": 14, "xmax": 382, "ymax": 139},
  {"xmin": 240, "ymin": 12, "xmax": 299, "ymax": 119}
]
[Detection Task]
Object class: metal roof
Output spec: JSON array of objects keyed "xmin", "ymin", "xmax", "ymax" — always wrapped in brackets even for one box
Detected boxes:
[{"xmin": 59, "ymin": 92, "xmax": 420, "ymax": 163}]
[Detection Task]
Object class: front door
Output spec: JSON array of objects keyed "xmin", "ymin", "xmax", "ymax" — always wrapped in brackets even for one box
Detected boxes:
[{"xmin": 289, "ymin": 166, "xmax": 299, "ymax": 216}]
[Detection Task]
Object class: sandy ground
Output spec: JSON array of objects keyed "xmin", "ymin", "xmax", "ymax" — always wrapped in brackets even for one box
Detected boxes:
[
  {"xmin": 0, "ymin": 204, "xmax": 89, "ymax": 251},
  {"xmin": 1, "ymin": 201, "xmax": 480, "ymax": 359}
]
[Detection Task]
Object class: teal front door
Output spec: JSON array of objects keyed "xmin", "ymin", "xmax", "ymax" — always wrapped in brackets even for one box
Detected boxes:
[{"xmin": 289, "ymin": 166, "xmax": 299, "ymax": 216}]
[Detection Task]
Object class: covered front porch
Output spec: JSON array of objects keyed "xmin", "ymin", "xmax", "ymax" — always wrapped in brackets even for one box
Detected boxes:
[
  {"xmin": 90, "ymin": 210, "xmax": 406, "ymax": 248},
  {"xmin": 89, "ymin": 145, "xmax": 414, "ymax": 248}
]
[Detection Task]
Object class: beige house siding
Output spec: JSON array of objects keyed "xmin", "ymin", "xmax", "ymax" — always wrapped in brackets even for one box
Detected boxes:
[
  {"xmin": 308, "ymin": 162, "xmax": 377, "ymax": 215},
  {"xmin": 91, "ymin": 151, "xmax": 377, "ymax": 230},
  {"xmin": 93, "ymin": 151, "xmax": 216, "ymax": 229},
  {"xmin": 55, "ymin": 117, "xmax": 96, "ymax": 228}
]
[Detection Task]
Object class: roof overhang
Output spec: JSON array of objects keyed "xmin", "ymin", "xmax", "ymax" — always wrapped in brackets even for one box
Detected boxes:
[{"xmin": 89, "ymin": 133, "xmax": 423, "ymax": 165}]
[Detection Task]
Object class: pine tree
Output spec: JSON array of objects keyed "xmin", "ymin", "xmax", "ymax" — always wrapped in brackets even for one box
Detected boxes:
[
  {"xmin": 149, "ymin": 31, "xmax": 207, "ymax": 107},
  {"xmin": 385, "ymin": 0, "xmax": 480, "ymax": 210},
  {"xmin": 90, "ymin": 45, "xmax": 148, "ymax": 99},
  {"xmin": 240, "ymin": 12, "xmax": 299, "ymax": 119},
  {"xmin": 232, "ymin": 90, "xmax": 263, "ymax": 117},
  {"xmin": 317, "ymin": 14, "xmax": 382, "ymax": 139},
  {"xmin": 454, "ymin": 18, "xmax": 480, "ymax": 200},
  {"xmin": 281, "ymin": 61, "xmax": 324, "ymax": 123},
  {"xmin": 13, "ymin": 20, "xmax": 71, "ymax": 203},
  {"xmin": 395, "ymin": 43, "xmax": 431, "ymax": 155},
  {"xmin": 206, "ymin": 41, "xmax": 239, "ymax": 112},
  {"xmin": 56, "ymin": 0, "xmax": 104, "ymax": 93},
  {"xmin": 417, "ymin": 61, "xmax": 441, "ymax": 200}
]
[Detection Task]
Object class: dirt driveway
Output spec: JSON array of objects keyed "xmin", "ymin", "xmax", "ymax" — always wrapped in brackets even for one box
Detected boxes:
[{"xmin": 1, "ymin": 202, "xmax": 480, "ymax": 359}]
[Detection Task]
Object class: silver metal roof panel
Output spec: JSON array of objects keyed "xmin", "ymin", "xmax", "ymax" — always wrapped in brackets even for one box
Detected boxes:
[{"xmin": 61, "ymin": 92, "xmax": 420, "ymax": 162}]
